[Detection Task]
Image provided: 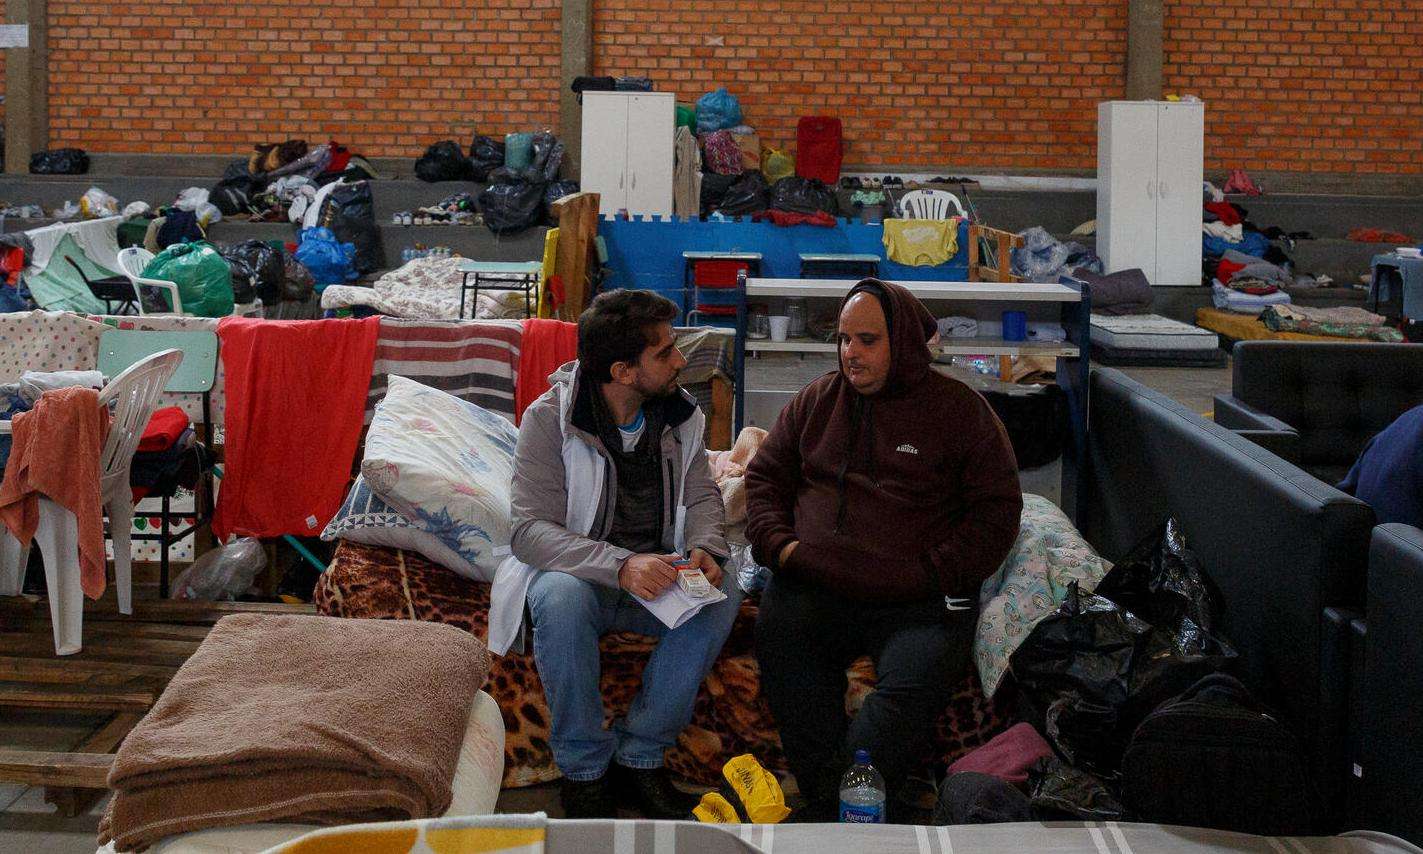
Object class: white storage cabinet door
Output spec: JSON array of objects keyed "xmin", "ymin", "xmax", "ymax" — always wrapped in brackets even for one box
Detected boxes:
[
  {"xmin": 624, "ymin": 93, "xmax": 675, "ymax": 217},
  {"xmin": 1153, "ymin": 101, "xmax": 1205, "ymax": 286},
  {"xmin": 1097, "ymin": 101, "xmax": 1160, "ymax": 283},
  {"xmin": 580, "ymin": 92, "xmax": 630, "ymax": 216}
]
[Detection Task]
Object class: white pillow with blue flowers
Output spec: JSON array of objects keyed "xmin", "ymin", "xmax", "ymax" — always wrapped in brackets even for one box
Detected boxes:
[{"xmin": 359, "ymin": 375, "xmax": 519, "ymax": 582}]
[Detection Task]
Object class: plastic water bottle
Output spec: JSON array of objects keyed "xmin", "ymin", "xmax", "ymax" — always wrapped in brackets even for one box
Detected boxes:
[{"xmin": 838, "ymin": 749, "xmax": 886, "ymax": 823}]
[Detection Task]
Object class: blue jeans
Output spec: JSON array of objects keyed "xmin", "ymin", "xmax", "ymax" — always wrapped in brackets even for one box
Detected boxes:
[{"xmin": 526, "ymin": 568, "xmax": 743, "ymax": 781}]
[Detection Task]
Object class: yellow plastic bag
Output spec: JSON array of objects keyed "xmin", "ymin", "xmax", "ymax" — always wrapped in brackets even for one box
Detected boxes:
[
  {"xmin": 692, "ymin": 754, "xmax": 791, "ymax": 825},
  {"xmin": 761, "ymin": 148, "xmax": 793, "ymax": 184}
]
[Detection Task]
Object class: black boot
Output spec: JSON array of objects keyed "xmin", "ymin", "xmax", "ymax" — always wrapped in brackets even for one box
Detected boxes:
[
  {"xmin": 561, "ymin": 774, "xmax": 617, "ymax": 819},
  {"xmin": 612, "ymin": 764, "xmax": 698, "ymax": 819}
]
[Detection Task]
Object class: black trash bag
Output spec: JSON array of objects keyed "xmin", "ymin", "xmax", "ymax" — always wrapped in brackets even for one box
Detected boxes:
[
  {"xmin": 1028, "ymin": 756, "xmax": 1127, "ymax": 821},
  {"xmin": 415, "ymin": 140, "xmax": 474, "ymax": 183},
  {"xmin": 29, "ymin": 148, "xmax": 89, "ymax": 175},
  {"xmin": 700, "ymin": 172, "xmax": 738, "ymax": 216},
  {"xmin": 468, "ymin": 134, "xmax": 506, "ymax": 181},
  {"xmin": 1093, "ymin": 519, "xmax": 1223, "ymax": 652},
  {"xmin": 983, "ymin": 384, "xmax": 1067, "ymax": 470},
  {"xmin": 220, "ymin": 240, "xmax": 285, "ymax": 305},
  {"xmin": 528, "ymin": 132, "xmax": 565, "ymax": 183},
  {"xmin": 1042, "ymin": 694, "xmax": 1123, "ymax": 774},
  {"xmin": 768, "ymin": 176, "xmax": 838, "ymax": 215},
  {"xmin": 281, "ymin": 252, "xmax": 316, "ymax": 303},
  {"xmin": 615, "ymin": 76, "xmax": 653, "ymax": 91},
  {"xmin": 324, "ymin": 181, "xmax": 383, "ymax": 274},
  {"xmin": 718, "ymin": 171, "xmax": 770, "ymax": 216},
  {"xmin": 478, "ymin": 181, "xmax": 545, "ymax": 235},
  {"xmin": 543, "ymin": 180, "xmax": 580, "ymax": 224},
  {"xmin": 570, "ymin": 76, "xmax": 616, "ymax": 98}
]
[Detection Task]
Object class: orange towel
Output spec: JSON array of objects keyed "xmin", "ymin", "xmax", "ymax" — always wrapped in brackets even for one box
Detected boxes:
[
  {"xmin": 515, "ymin": 318, "xmax": 579, "ymax": 424},
  {"xmin": 0, "ymin": 386, "xmax": 112, "ymax": 600}
]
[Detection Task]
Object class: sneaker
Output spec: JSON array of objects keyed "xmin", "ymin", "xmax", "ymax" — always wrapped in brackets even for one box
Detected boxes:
[
  {"xmin": 611, "ymin": 764, "xmax": 698, "ymax": 819},
  {"xmin": 560, "ymin": 775, "xmax": 617, "ymax": 819}
]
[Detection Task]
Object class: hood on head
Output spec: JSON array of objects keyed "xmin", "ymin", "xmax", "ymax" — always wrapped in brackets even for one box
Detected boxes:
[{"xmin": 837, "ymin": 278, "xmax": 937, "ymax": 396}]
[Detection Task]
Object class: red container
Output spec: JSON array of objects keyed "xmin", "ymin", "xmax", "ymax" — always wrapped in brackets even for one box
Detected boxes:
[{"xmin": 693, "ymin": 259, "xmax": 750, "ymax": 289}]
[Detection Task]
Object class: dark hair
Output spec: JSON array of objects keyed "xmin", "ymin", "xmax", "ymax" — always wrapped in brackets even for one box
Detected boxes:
[{"xmin": 577, "ymin": 289, "xmax": 679, "ymax": 383}]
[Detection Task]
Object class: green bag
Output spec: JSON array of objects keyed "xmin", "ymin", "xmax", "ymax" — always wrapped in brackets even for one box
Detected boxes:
[
  {"xmin": 141, "ymin": 241, "xmax": 234, "ymax": 317},
  {"xmin": 675, "ymin": 104, "xmax": 696, "ymax": 131}
]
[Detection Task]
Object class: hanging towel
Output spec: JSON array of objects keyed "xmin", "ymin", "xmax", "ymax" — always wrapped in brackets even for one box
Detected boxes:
[
  {"xmin": 515, "ymin": 318, "xmax": 579, "ymax": 423},
  {"xmin": 213, "ymin": 316, "xmax": 379, "ymax": 539},
  {"xmin": 0, "ymin": 386, "xmax": 111, "ymax": 599},
  {"xmin": 883, "ymin": 219, "xmax": 957, "ymax": 266}
]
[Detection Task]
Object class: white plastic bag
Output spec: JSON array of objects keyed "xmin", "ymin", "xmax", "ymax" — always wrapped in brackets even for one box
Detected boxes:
[
  {"xmin": 195, "ymin": 202, "xmax": 222, "ymax": 227},
  {"xmin": 79, "ymin": 187, "xmax": 120, "ymax": 219},
  {"xmin": 122, "ymin": 200, "xmax": 152, "ymax": 218},
  {"xmin": 169, "ymin": 538, "xmax": 266, "ymax": 601},
  {"xmin": 174, "ymin": 187, "xmax": 209, "ymax": 211}
]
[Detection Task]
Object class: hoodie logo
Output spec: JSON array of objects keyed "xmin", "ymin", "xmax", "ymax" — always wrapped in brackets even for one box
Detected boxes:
[{"xmin": 896, "ymin": 443, "xmax": 919, "ymax": 455}]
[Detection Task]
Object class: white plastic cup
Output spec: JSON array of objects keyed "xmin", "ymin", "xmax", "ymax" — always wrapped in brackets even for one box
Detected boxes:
[{"xmin": 769, "ymin": 315, "xmax": 791, "ymax": 342}]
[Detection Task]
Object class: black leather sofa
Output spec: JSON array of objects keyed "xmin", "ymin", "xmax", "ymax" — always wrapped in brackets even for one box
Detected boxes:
[
  {"xmin": 1212, "ymin": 341, "xmax": 1423, "ymax": 485},
  {"xmin": 1073, "ymin": 367, "xmax": 1376, "ymax": 825}
]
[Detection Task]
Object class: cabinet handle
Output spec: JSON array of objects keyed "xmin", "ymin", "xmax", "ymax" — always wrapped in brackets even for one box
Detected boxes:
[
  {"xmin": 632, "ymin": 172, "xmax": 637, "ymax": 190},
  {"xmin": 1146, "ymin": 179, "xmax": 1155, "ymax": 199},
  {"xmin": 619, "ymin": 172, "xmax": 624, "ymax": 189}
]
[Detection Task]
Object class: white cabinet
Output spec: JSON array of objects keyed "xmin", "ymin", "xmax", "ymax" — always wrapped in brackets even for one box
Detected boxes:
[
  {"xmin": 580, "ymin": 92, "xmax": 675, "ymax": 217},
  {"xmin": 1097, "ymin": 100, "xmax": 1205, "ymax": 287}
]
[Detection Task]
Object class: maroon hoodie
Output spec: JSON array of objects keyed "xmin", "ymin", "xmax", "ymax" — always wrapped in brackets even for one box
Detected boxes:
[{"xmin": 744, "ymin": 279, "xmax": 1023, "ymax": 603}]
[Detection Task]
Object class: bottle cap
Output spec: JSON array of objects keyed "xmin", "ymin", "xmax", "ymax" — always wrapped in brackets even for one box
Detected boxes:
[{"xmin": 854, "ymin": 749, "xmax": 870, "ymax": 765}]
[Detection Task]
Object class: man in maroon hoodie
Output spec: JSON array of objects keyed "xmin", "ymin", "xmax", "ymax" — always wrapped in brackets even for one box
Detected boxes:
[{"xmin": 745, "ymin": 278, "xmax": 1023, "ymax": 821}]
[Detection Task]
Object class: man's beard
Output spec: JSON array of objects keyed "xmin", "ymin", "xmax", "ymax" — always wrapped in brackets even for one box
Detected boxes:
[{"xmin": 636, "ymin": 373, "xmax": 680, "ymax": 399}]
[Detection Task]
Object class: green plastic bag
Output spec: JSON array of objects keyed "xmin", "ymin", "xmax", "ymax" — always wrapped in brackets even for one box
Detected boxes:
[
  {"xmin": 141, "ymin": 241, "xmax": 234, "ymax": 317},
  {"xmin": 675, "ymin": 104, "xmax": 696, "ymax": 131}
]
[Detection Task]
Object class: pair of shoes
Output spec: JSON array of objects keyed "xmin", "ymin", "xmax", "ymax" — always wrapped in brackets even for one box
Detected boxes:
[
  {"xmin": 559, "ymin": 765, "xmax": 699, "ymax": 819},
  {"xmin": 882, "ymin": 175, "xmax": 904, "ymax": 187}
]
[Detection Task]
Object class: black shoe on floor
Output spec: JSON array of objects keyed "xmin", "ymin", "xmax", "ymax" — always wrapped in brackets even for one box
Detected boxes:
[
  {"xmin": 561, "ymin": 774, "xmax": 618, "ymax": 819},
  {"xmin": 612, "ymin": 764, "xmax": 698, "ymax": 819}
]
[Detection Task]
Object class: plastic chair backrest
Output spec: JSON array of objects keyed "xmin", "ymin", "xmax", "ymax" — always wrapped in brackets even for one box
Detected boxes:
[
  {"xmin": 96, "ymin": 349, "xmax": 184, "ymax": 491},
  {"xmin": 98, "ymin": 329, "xmax": 216, "ymax": 394},
  {"xmin": 116, "ymin": 247, "xmax": 155, "ymax": 279},
  {"xmin": 898, "ymin": 189, "xmax": 966, "ymax": 220}
]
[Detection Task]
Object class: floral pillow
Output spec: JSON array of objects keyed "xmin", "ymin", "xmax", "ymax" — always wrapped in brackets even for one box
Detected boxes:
[
  {"xmin": 320, "ymin": 475, "xmax": 471, "ymax": 575},
  {"xmin": 974, "ymin": 494, "xmax": 1112, "ymax": 698},
  {"xmin": 361, "ymin": 375, "xmax": 519, "ymax": 582}
]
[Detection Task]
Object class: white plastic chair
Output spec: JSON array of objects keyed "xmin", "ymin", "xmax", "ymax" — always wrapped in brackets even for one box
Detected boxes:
[
  {"xmin": 897, "ymin": 189, "xmax": 967, "ymax": 220},
  {"xmin": 117, "ymin": 246, "xmax": 184, "ymax": 315},
  {"xmin": 0, "ymin": 349, "xmax": 184, "ymax": 655}
]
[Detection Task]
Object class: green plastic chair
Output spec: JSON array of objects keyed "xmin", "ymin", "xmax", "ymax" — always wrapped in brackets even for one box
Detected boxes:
[{"xmin": 98, "ymin": 328, "xmax": 219, "ymax": 596}]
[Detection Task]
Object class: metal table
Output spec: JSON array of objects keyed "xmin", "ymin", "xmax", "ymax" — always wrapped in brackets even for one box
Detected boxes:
[{"xmin": 458, "ymin": 260, "xmax": 542, "ymax": 319}]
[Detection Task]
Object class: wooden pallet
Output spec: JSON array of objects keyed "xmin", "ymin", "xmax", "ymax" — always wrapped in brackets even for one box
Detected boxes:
[{"xmin": 0, "ymin": 594, "xmax": 314, "ymax": 815}]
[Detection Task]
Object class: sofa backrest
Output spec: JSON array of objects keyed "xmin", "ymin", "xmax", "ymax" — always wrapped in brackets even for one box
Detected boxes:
[
  {"xmin": 1361, "ymin": 523, "xmax": 1423, "ymax": 843},
  {"xmin": 1232, "ymin": 341, "xmax": 1423, "ymax": 469},
  {"xmin": 1076, "ymin": 367, "xmax": 1375, "ymax": 803}
]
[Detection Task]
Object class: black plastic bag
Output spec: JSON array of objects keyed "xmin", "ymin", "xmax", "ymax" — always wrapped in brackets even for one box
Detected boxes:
[
  {"xmin": 544, "ymin": 180, "xmax": 580, "ymax": 224},
  {"xmin": 30, "ymin": 148, "xmax": 89, "ymax": 175},
  {"xmin": 1093, "ymin": 518, "xmax": 1222, "ymax": 652},
  {"xmin": 281, "ymin": 253, "xmax": 316, "ymax": 303},
  {"xmin": 700, "ymin": 173, "xmax": 738, "ymax": 216},
  {"xmin": 718, "ymin": 171, "xmax": 769, "ymax": 216},
  {"xmin": 1028, "ymin": 756, "xmax": 1127, "ymax": 821},
  {"xmin": 615, "ymin": 76, "xmax": 653, "ymax": 91},
  {"xmin": 769, "ymin": 176, "xmax": 838, "ymax": 215},
  {"xmin": 324, "ymin": 181, "xmax": 383, "ymax": 274},
  {"xmin": 221, "ymin": 240, "xmax": 285, "ymax": 305},
  {"xmin": 478, "ymin": 181, "xmax": 545, "ymax": 235},
  {"xmin": 468, "ymin": 134, "xmax": 506, "ymax": 181},
  {"xmin": 415, "ymin": 141, "xmax": 474, "ymax": 183},
  {"xmin": 528, "ymin": 131, "xmax": 565, "ymax": 183}
]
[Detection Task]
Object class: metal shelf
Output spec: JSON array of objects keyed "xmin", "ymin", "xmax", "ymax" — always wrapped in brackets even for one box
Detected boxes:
[{"xmin": 745, "ymin": 337, "xmax": 1080, "ymax": 358}]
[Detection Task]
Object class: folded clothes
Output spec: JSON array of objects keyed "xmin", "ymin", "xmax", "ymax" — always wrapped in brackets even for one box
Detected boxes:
[
  {"xmin": 1212, "ymin": 281, "xmax": 1291, "ymax": 314},
  {"xmin": 937, "ymin": 316, "xmax": 979, "ymax": 338}
]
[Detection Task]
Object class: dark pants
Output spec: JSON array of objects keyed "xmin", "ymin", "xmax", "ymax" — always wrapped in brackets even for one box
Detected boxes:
[{"xmin": 755, "ymin": 574, "xmax": 976, "ymax": 808}]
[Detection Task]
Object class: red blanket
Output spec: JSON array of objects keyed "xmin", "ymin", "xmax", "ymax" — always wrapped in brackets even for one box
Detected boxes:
[
  {"xmin": 213, "ymin": 317, "xmax": 380, "ymax": 539},
  {"xmin": 515, "ymin": 318, "xmax": 578, "ymax": 424}
]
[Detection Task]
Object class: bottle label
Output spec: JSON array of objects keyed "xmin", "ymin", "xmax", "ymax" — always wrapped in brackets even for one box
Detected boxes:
[{"xmin": 839, "ymin": 801, "xmax": 884, "ymax": 824}]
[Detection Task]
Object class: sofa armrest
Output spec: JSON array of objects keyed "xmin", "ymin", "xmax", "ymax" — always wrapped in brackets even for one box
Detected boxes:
[
  {"xmin": 1213, "ymin": 394, "xmax": 1295, "ymax": 432},
  {"xmin": 1232, "ymin": 428, "xmax": 1301, "ymax": 462}
]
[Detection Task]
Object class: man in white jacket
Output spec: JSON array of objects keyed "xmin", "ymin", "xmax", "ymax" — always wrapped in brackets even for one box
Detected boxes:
[{"xmin": 502, "ymin": 289, "xmax": 739, "ymax": 819}]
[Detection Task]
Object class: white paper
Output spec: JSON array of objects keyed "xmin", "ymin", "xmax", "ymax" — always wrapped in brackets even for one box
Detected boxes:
[{"xmin": 636, "ymin": 583, "xmax": 727, "ymax": 630}]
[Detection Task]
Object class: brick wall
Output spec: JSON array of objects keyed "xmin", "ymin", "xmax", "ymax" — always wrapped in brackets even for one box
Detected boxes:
[
  {"xmin": 23, "ymin": 0, "xmax": 1423, "ymax": 175},
  {"xmin": 1163, "ymin": 0, "xmax": 1423, "ymax": 175},
  {"xmin": 44, "ymin": 0, "xmax": 561, "ymax": 156},
  {"xmin": 593, "ymin": 0, "xmax": 1129, "ymax": 172}
]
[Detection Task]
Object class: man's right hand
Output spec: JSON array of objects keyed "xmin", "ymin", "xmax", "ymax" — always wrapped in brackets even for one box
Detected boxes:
[{"xmin": 618, "ymin": 553, "xmax": 680, "ymax": 599}]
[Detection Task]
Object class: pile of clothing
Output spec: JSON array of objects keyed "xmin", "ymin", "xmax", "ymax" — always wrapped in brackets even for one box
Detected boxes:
[
  {"xmin": 208, "ymin": 140, "xmax": 377, "ymax": 222},
  {"xmin": 1209, "ymin": 248, "xmax": 1293, "ymax": 314},
  {"xmin": 130, "ymin": 406, "xmax": 209, "ymax": 501},
  {"xmin": 1200, "ymin": 191, "xmax": 1316, "ymax": 290}
]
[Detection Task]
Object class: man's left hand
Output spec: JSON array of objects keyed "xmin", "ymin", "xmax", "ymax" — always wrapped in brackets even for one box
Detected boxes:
[{"xmin": 688, "ymin": 547, "xmax": 723, "ymax": 589}]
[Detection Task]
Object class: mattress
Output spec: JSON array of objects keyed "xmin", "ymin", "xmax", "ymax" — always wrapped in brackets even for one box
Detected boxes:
[
  {"xmin": 1090, "ymin": 313, "xmax": 1220, "ymax": 351},
  {"xmin": 1196, "ymin": 308, "xmax": 1349, "ymax": 344},
  {"xmin": 1091, "ymin": 343, "xmax": 1227, "ymax": 368},
  {"xmin": 139, "ymin": 689, "xmax": 506, "ymax": 854}
]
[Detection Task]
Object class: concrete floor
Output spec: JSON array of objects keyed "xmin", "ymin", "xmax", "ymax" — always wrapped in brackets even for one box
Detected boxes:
[{"xmin": 0, "ymin": 357, "xmax": 1233, "ymax": 853}]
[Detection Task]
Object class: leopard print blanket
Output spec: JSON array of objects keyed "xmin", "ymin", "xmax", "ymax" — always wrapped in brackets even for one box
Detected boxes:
[{"xmin": 315, "ymin": 540, "xmax": 1015, "ymax": 789}]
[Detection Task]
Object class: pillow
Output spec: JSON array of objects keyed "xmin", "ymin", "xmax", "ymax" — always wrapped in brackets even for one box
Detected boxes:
[
  {"xmin": 320, "ymin": 475, "xmax": 471, "ymax": 575},
  {"xmin": 360, "ymin": 375, "xmax": 519, "ymax": 582},
  {"xmin": 974, "ymin": 493, "xmax": 1112, "ymax": 698}
]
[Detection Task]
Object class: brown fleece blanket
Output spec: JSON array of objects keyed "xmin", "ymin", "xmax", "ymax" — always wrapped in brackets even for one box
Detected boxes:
[{"xmin": 98, "ymin": 613, "xmax": 490, "ymax": 852}]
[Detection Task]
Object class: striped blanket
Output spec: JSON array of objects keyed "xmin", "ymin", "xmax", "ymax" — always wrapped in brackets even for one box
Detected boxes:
[{"xmin": 367, "ymin": 319, "xmax": 523, "ymax": 423}]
